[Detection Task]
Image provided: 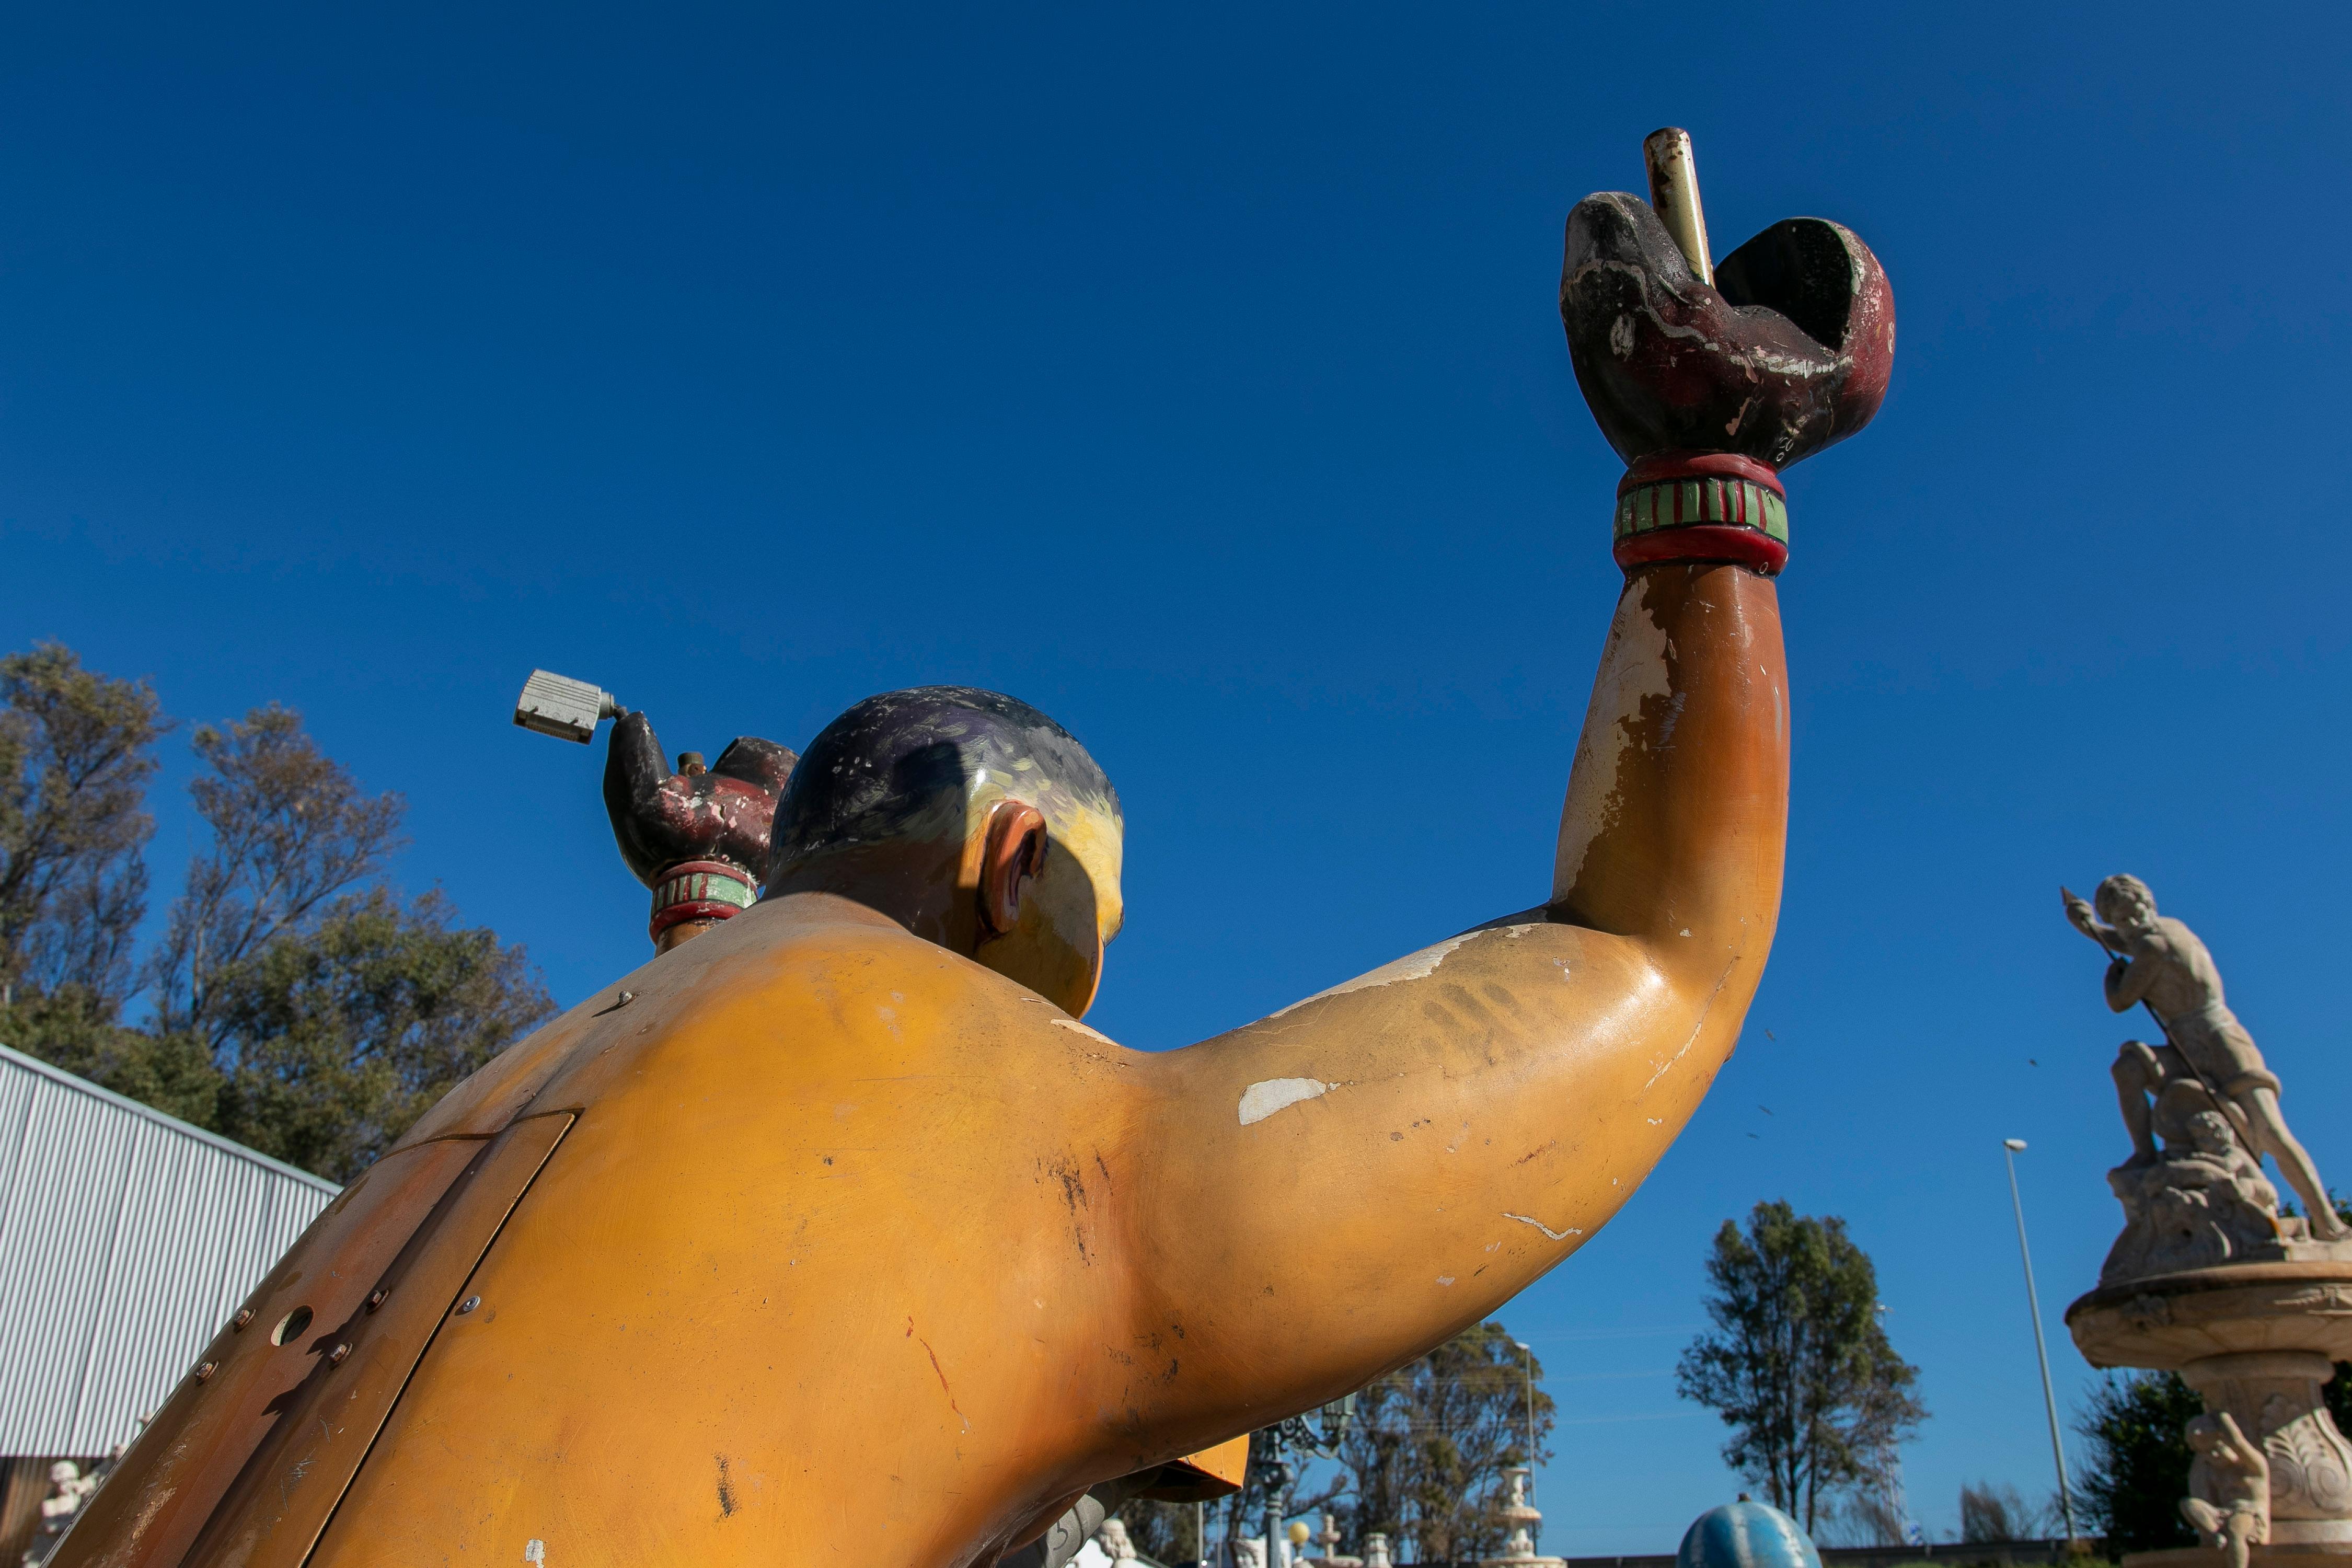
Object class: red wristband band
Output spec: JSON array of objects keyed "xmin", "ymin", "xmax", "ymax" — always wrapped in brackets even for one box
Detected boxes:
[{"xmin": 1612, "ymin": 451, "xmax": 1790, "ymax": 577}]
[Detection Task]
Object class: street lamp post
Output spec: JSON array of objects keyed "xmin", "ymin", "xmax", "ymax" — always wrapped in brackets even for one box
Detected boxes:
[
  {"xmin": 2003, "ymin": 1137, "xmax": 2079, "ymax": 1540},
  {"xmin": 1512, "ymin": 1340, "xmax": 1537, "ymax": 1479},
  {"xmin": 1252, "ymin": 1399, "xmax": 1355, "ymax": 1568}
]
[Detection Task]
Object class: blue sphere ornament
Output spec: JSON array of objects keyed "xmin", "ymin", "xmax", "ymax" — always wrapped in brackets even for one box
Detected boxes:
[{"xmin": 1676, "ymin": 1499, "xmax": 1823, "ymax": 1568}]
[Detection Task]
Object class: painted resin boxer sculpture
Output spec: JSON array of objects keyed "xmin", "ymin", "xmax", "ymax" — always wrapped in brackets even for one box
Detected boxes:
[{"xmin": 59, "ymin": 131, "xmax": 1894, "ymax": 1567}]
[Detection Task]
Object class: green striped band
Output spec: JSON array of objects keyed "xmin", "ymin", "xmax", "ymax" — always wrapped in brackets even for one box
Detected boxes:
[
  {"xmin": 1614, "ymin": 476, "xmax": 1788, "ymax": 544},
  {"xmin": 652, "ymin": 868, "xmax": 756, "ymax": 912}
]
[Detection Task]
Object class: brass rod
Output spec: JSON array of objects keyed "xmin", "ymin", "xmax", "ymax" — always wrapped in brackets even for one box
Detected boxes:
[{"xmin": 1642, "ymin": 127, "xmax": 1714, "ymax": 286}]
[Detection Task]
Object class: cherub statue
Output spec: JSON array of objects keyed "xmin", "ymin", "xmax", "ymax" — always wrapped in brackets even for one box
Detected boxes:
[
  {"xmin": 2065, "ymin": 875, "xmax": 2346, "ymax": 1240},
  {"xmin": 22, "ymin": 1461, "xmax": 99, "ymax": 1564},
  {"xmin": 2182, "ymin": 1411, "xmax": 2271, "ymax": 1568},
  {"xmin": 1096, "ymin": 1518, "xmax": 1138, "ymax": 1565}
]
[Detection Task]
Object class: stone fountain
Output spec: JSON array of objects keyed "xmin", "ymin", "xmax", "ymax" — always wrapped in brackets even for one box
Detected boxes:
[
  {"xmin": 2062, "ymin": 877, "xmax": 2352, "ymax": 1568},
  {"xmin": 1478, "ymin": 1466, "xmax": 1565, "ymax": 1568}
]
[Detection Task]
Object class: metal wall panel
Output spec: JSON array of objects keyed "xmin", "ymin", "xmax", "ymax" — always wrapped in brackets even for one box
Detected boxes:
[{"xmin": 0, "ymin": 1045, "xmax": 338, "ymax": 1455}]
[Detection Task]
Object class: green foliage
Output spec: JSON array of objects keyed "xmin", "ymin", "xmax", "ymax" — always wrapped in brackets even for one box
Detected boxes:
[
  {"xmin": 207, "ymin": 888, "xmax": 551, "ymax": 1181},
  {"xmin": 1959, "ymin": 1479, "xmax": 2054, "ymax": 1542},
  {"xmin": 0, "ymin": 985, "xmax": 221, "ymax": 1127},
  {"xmin": 1676, "ymin": 1200, "xmax": 1928, "ymax": 1534},
  {"xmin": 2071, "ymin": 1370, "xmax": 2202, "ymax": 1552},
  {"xmin": 1118, "ymin": 1498, "xmax": 1206, "ymax": 1564},
  {"xmin": 1337, "ymin": 1320, "xmax": 1554, "ymax": 1563},
  {"xmin": 0, "ymin": 643, "xmax": 551, "ymax": 1184},
  {"xmin": 155, "ymin": 704, "xmax": 405, "ymax": 1040},
  {"xmin": 0, "ymin": 642, "xmax": 168, "ymax": 1007}
]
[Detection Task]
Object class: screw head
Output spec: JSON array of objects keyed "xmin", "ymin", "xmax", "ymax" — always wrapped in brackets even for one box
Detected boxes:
[
  {"xmin": 457, "ymin": 1295, "xmax": 482, "ymax": 1315},
  {"xmin": 232, "ymin": 1308, "xmax": 253, "ymax": 1331},
  {"xmin": 366, "ymin": 1289, "xmax": 387, "ymax": 1312},
  {"xmin": 195, "ymin": 1361, "xmax": 217, "ymax": 1382},
  {"xmin": 329, "ymin": 1343, "xmax": 351, "ymax": 1365}
]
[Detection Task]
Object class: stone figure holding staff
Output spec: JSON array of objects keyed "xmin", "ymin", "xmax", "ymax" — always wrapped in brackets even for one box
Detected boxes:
[{"xmin": 2064, "ymin": 874, "xmax": 2346, "ymax": 1241}]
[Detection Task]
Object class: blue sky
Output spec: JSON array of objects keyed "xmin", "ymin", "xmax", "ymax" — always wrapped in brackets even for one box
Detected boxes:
[{"xmin": 7, "ymin": 1, "xmax": 2352, "ymax": 1551}]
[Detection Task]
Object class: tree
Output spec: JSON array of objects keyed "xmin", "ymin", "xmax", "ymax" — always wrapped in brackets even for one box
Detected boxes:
[
  {"xmin": 205, "ymin": 887, "xmax": 552, "ymax": 1181},
  {"xmin": 0, "ymin": 988, "xmax": 220, "ymax": 1126},
  {"xmin": 1676, "ymin": 1201, "xmax": 1927, "ymax": 1533},
  {"xmin": 2072, "ymin": 1370, "xmax": 2202, "ymax": 1552},
  {"xmin": 0, "ymin": 643, "xmax": 168, "ymax": 1011},
  {"xmin": 1, "ymin": 643, "xmax": 555, "ymax": 1183},
  {"xmin": 1117, "ymin": 1498, "xmax": 1208, "ymax": 1565},
  {"xmin": 1961, "ymin": 1480, "xmax": 2054, "ymax": 1542},
  {"xmin": 153, "ymin": 704, "xmax": 404, "ymax": 1040},
  {"xmin": 1337, "ymin": 1321, "xmax": 1555, "ymax": 1562}
]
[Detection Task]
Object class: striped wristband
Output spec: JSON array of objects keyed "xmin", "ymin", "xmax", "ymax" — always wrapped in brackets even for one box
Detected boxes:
[
  {"xmin": 649, "ymin": 859, "xmax": 758, "ymax": 941},
  {"xmin": 1612, "ymin": 453, "xmax": 1789, "ymax": 575}
]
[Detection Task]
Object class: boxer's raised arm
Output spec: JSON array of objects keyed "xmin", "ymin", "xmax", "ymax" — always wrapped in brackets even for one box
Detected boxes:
[
  {"xmin": 1110, "ymin": 174, "xmax": 1893, "ymax": 1453},
  {"xmin": 1119, "ymin": 559, "xmax": 1784, "ymax": 1447}
]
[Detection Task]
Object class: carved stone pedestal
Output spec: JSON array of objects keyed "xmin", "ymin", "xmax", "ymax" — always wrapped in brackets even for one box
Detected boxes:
[
  {"xmin": 2069, "ymin": 1262, "xmax": 2352, "ymax": 1565},
  {"xmin": 2128, "ymin": 1550, "xmax": 2352, "ymax": 1568}
]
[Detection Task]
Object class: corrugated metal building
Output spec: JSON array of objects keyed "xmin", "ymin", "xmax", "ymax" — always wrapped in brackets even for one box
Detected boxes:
[{"xmin": 0, "ymin": 1042, "xmax": 338, "ymax": 1458}]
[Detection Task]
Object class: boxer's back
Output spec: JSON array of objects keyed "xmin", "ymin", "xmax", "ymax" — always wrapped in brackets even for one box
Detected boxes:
[{"xmin": 62, "ymin": 893, "xmax": 1146, "ymax": 1568}]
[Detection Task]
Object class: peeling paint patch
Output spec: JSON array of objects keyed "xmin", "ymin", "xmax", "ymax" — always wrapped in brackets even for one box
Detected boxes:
[
  {"xmin": 1266, "ymin": 936, "xmax": 1473, "ymax": 1017},
  {"xmin": 1052, "ymin": 1017, "xmax": 1117, "ymax": 1046},
  {"xmin": 1437, "ymin": 1275, "xmax": 1457, "ymax": 1286},
  {"xmin": 524, "ymin": 1542, "xmax": 546, "ymax": 1565},
  {"xmin": 1239, "ymin": 1078, "xmax": 1329, "ymax": 1126},
  {"xmin": 1503, "ymin": 1212, "xmax": 1582, "ymax": 1242}
]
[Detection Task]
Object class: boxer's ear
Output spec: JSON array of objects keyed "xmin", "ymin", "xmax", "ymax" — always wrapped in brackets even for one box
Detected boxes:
[{"xmin": 977, "ymin": 800, "xmax": 1048, "ymax": 938}]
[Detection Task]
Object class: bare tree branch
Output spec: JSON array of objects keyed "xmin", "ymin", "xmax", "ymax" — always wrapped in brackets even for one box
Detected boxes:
[
  {"xmin": 153, "ymin": 704, "xmax": 405, "ymax": 1040},
  {"xmin": 0, "ymin": 642, "xmax": 169, "ymax": 1010}
]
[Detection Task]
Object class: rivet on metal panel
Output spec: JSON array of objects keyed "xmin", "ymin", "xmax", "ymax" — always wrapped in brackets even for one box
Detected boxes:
[
  {"xmin": 366, "ymin": 1289, "xmax": 387, "ymax": 1312},
  {"xmin": 329, "ymin": 1343, "xmax": 351, "ymax": 1365},
  {"xmin": 195, "ymin": 1361, "xmax": 217, "ymax": 1382},
  {"xmin": 457, "ymin": 1295, "xmax": 482, "ymax": 1315},
  {"xmin": 232, "ymin": 1308, "xmax": 254, "ymax": 1331}
]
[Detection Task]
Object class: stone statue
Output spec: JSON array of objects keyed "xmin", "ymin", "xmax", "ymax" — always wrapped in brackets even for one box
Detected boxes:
[
  {"xmin": 1094, "ymin": 1519, "xmax": 1137, "ymax": 1564},
  {"xmin": 2100, "ymin": 1102, "xmax": 2285, "ymax": 1284},
  {"xmin": 59, "ymin": 137, "xmax": 1897, "ymax": 1566},
  {"xmin": 2069, "ymin": 878, "xmax": 2352, "ymax": 1567},
  {"xmin": 21, "ymin": 1461, "xmax": 99, "ymax": 1565},
  {"xmin": 1363, "ymin": 1536, "xmax": 1394, "ymax": 1568},
  {"xmin": 2065, "ymin": 875, "xmax": 2347, "ymax": 1243},
  {"xmin": 1481, "ymin": 1465, "xmax": 1564, "ymax": 1567},
  {"xmin": 2183, "ymin": 1411, "xmax": 2273, "ymax": 1568}
]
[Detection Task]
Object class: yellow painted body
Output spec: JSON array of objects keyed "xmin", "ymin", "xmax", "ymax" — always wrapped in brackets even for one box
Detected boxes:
[{"xmin": 63, "ymin": 566, "xmax": 1787, "ymax": 1567}]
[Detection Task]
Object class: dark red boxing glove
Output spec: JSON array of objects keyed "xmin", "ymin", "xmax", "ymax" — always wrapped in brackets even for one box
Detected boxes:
[
  {"xmin": 1560, "ymin": 191, "xmax": 1894, "ymax": 574},
  {"xmin": 603, "ymin": 712, "xmax": 798, "ymax": 948}
]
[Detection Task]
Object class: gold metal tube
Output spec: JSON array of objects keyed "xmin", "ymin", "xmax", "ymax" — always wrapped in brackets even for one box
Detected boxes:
[{"xmin": 1642, "ymin": 126, "xmax": 1714, "ymax": 286}]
